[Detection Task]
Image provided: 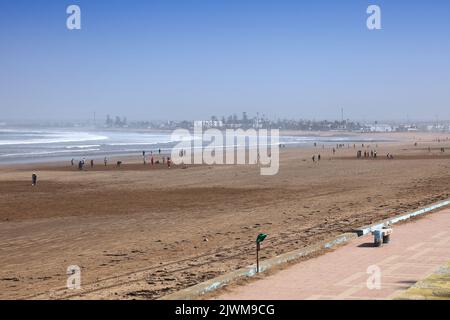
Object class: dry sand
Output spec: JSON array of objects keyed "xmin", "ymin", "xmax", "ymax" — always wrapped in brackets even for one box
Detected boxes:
[{"xmin": 0, "ymin": 132, "xmax": 449, "ymax": 299}]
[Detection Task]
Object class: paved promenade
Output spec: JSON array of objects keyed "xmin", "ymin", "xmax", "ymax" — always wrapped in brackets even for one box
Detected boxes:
[{"xmin": 217, "ymin": 208, "xmax": 450, "ymax": 300}]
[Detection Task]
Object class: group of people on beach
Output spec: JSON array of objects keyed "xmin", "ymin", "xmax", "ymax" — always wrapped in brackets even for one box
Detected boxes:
[
  {"xmin": 312, "ymin": 154, "xmax": 321, "ymax": 163},
  {"xmin": 356, "ymin": 149, "xmax": 378, "ymax": 159},
  {"xmin": 71, "ymin": 157, "xmax": 97, "ymax": 170},
  {"xmin": 312, "ymin": 142, "xmax": 387, "ymax": 161},
  {"xmin": 70, "ymin": 148, "xmax": 172, "ymax": 171},
  {"xmin": 143, "ymin": 150, "xmax": 171, "ymax": 167}
]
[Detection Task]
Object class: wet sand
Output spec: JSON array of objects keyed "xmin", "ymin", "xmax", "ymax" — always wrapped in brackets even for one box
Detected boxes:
[{"xmin": 0, "ymin": 132, "xmax": 449, "ymax": 299}]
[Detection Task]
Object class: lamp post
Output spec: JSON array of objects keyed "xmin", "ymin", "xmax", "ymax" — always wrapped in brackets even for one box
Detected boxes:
[{"xmin": 256, "ymin": 233, "xmax": 267, "ymax": 273}]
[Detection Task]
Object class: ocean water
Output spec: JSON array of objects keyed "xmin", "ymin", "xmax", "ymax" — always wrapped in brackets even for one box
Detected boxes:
[{"xmin": 0, "ymin": 127, "xmax": 390, "ymax": 164}]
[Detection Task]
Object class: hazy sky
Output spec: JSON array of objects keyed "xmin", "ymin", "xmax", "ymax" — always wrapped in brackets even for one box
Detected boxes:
[{"xmin": 1, "ymin": 0, "xmax": 449, "ymax": 122}]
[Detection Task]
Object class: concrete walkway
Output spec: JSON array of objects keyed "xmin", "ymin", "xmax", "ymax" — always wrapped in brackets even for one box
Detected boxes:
[{"xmin": 216, "ymin": 208, "xmax": 450, "ymax": 300}]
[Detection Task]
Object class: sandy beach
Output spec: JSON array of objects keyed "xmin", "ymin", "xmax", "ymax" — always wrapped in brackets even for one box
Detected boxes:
[{"xmin": 0, "ymin": 132, "xmax": 449, "ymax": 299}]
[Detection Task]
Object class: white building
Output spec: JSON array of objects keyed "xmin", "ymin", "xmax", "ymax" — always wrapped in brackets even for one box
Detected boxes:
[{"xmin": 368, "ymin": 124, "xmax": 394, "ymax": 132}]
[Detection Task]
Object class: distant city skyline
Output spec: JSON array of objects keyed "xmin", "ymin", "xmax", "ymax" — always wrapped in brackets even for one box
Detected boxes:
[
  {"xmin": 1, "ymin": 0, "xmax": 450, "ymax": 122},
  {"xmin": 3, "ymin": 110, "xmax": 449, "ymax": 133}
]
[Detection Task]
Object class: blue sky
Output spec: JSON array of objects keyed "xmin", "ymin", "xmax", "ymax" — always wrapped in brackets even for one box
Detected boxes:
[{"xmin": 0, "ymin": 0, "xmax": 449, "ymax": 121}]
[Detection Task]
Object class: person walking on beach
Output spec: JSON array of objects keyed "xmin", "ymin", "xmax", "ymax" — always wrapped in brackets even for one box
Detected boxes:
[
  {"xmin": 312, "ymin": 155, "xmax": 315, "ymax": 163},
  {"xmin": 78, "ymin": 160, "xmax": 83, "ymax": 170},
  {"xmin": 31, "ymin": 173, "xmax": 37, "ymax": 186},
  {"xmin": 318, "ymin": 154, "xmax": 321, "ymax": 161},
  {"xmin": 71, "ymin": 158, "xmax": 74, "ymax": 166},
  {"xmin": 158, "ymin": 148, "xmax": 161, "ymax": 155},
  {"xmin": 104, "ymin": 157, "xmax": 107, "ymax": 166},
  {"xmin": 167, "ymin": 157, "xmax": 171, "ymax": 168},
  {"xmin": 90, "ymin": 159, "xmax": 94, "ymax": 168},
  {"xmin": 151, "ymin": 156, "xmax": 154, "ymax": 166}
]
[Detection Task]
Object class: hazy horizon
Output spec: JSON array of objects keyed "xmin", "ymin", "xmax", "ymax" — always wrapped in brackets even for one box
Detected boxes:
[{"xmin": 1, "ymin": 113, "xmax": 449, "ymax": 125}]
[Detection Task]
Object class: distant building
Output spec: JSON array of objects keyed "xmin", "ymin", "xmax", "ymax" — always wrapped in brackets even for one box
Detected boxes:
[
  {"xmin": 196, "ymin": 120, "xmax": 224, "ymax": 129},
  {"xmin": 368, "ymin": 124, "xmax": 394, "ymax": 132}
]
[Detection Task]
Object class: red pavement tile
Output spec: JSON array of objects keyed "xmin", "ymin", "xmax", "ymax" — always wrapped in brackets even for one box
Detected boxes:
[{"xmin": 215, "ymin": 208, "xmax": 450, "ymax": 300}]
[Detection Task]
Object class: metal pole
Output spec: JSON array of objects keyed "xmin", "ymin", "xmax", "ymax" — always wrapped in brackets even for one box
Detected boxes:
[{"xmin": 256, "ymin": 242, "xmax": 260, "ymax": 273}]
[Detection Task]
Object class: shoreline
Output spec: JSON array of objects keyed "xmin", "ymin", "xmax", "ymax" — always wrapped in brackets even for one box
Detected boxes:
[{"xmin": 0, "ymin": 129, "xmax": 422, "ymax": 167}]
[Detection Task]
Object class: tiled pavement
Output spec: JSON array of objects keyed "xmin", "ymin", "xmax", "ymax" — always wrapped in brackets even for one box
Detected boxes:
[{"xmin": 217, "ymin": 209, "xmax": 450, "ymax": 300}]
